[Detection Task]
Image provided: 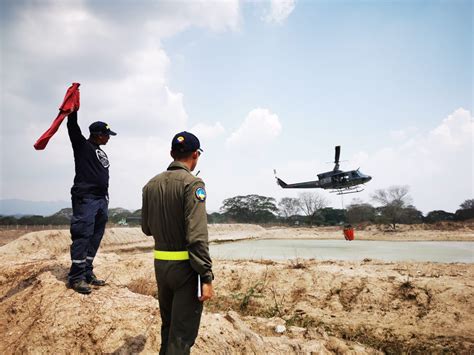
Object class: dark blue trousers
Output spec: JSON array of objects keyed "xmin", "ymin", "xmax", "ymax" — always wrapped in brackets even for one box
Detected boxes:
[{"xmin": 68, "ymin": 196, "xmax": 108, "ymax": 283}]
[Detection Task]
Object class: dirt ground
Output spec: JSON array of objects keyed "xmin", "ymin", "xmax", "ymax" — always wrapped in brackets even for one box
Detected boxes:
[
  {"xmin": 0, "ymin": 224, "xmax": 473, "ymax": 354},
  {"xmin": 0, "ymin": 226, "xmax": 70, "ymax": 247}
]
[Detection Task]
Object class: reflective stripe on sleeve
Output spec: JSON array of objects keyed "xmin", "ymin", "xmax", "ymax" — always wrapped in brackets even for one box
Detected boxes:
[{"xmin": 86, "ymin": 256, "xmax": 94, "ymax": 261}]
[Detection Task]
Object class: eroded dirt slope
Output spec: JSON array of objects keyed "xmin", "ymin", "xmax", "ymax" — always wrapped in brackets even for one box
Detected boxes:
[
  {"xmin": 1, "ymin": 256, "xmax": 378, "ymax": 354},
  {"xmin": 1, "ymin": 227, "xmax": 473, "ymax": 354}
]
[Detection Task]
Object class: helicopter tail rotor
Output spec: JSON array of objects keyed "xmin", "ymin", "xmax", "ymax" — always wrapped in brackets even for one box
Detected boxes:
[{"xmin": 274, "ymin": 169, "xmax": 289, "ymax": 188}]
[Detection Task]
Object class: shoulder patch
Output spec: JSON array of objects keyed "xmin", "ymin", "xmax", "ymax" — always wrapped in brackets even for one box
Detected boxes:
[{"xmin": 195, "ymin": 187, "xmax": 206, "ymax": 202}]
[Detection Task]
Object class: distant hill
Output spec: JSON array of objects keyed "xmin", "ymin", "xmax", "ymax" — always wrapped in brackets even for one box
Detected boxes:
[
  {"xmin": 109, "ymin": 207, "xmax": 132, "ymax": 217},
  {"xmin": 0, "ymin": 199, "xmax": 70, "ymax": 217},
  {"xmin": 0, "ymin": 200, "xmax": 143, "ymax": 218},
  {"xmin": 52, "ymin": 208, "xmax": 73, "ymax": 220}
]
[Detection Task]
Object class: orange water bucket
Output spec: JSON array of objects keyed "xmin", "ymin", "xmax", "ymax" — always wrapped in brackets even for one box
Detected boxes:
[{"xmin": 343, "ymin": 227, "xmax": 355, "ymax": 241}]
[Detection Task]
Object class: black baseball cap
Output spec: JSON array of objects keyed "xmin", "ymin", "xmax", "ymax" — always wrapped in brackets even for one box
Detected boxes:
[
  {"xmin": 89, "ymin": 121, "xmax": 117, "ymax": 136},
  {"xmin": 171, "ymin": 131, "xmax": 202, "ymax": 153}
]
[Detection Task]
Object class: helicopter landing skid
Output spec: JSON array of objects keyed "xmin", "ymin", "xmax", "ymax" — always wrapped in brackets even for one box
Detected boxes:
[{"xmin": 330, "ymin": 187, "xmax": 365, "ymax": 195}]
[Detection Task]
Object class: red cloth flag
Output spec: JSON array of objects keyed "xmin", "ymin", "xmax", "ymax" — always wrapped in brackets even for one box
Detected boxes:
[{"xmin": 34, "ymin": 83, "xmax": 81, "ymax": 150}]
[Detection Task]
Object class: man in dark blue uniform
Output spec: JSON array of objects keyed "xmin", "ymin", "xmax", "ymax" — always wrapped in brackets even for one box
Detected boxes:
[{"xmin": 67, "ymin": 110, "xmax": 116, "ymax": 294}]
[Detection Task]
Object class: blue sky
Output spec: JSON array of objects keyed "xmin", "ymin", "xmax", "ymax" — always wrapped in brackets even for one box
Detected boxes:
[
  {"xmin": 0, "ymin": 0, "xmax": 472, "ymax": 214},
  {"xmin": 167, "ymin": 0, "xmax": 471, "ymax": 142}
]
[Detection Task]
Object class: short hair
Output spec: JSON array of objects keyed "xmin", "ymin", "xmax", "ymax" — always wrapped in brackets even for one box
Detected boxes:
[{"xmin": 171, "ymin": 150, "xmax": 194, "ymax": 160}]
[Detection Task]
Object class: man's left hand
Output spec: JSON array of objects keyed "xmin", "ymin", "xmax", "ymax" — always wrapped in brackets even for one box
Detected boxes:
[{"xmin": 199, "ymin": 282, "xmax": 214, "ymax": 302}]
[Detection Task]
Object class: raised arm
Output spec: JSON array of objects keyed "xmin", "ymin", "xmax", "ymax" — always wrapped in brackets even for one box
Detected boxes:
[{"xmin": 67, "ymin": 111, "xmax": 85, "ymax": 147}]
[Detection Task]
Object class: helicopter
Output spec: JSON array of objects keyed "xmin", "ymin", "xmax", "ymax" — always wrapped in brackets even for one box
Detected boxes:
[{"xmin": 274, "ymin": 146, "xmax": 372, "ymax": 195}]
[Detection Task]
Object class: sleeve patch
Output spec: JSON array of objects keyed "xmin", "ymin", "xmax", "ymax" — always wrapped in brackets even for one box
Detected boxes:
[{"xmin": 195, "ymin": 187, "xmax": 207, "ymax": 202}]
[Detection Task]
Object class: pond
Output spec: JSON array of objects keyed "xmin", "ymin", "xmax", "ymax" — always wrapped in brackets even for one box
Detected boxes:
[{"xmin": 210, "ymin": 239, "xmax": 473, "ymax": 263}]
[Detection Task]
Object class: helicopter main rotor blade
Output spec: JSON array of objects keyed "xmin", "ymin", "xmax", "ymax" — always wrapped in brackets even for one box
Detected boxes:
[{"xmin": 335, "ymin": 145, "xmax": 341, "ymax": 164}]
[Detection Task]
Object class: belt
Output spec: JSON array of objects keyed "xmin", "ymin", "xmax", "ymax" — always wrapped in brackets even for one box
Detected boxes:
[{"xmin": 154, "ymin": 250, "xmax": 189, "ymax": 260}]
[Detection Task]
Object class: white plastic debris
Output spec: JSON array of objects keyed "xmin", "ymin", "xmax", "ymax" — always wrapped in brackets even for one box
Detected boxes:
[{"xmin": 275, "ymin": 325, "xmax": 286, "ymax": 334}]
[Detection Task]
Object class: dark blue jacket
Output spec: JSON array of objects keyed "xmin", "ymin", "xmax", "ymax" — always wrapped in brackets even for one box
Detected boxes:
[{"xmin": 67, "ymin": 112, "xmax": 109, "ymax": 198}]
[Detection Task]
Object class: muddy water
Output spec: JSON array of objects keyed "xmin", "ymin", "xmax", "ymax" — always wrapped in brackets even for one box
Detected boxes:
[{"xmin": 210, "ymin": 239, "xmax": 474, "ymax": 263}]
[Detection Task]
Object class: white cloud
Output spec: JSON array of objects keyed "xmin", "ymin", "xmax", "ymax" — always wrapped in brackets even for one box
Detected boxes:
[
  {"xmin": 430, "ymin": 108, "xmax": 473, "ymax": 147},
  {"xmin": 1, "ymin": 1, "xmax": 240, "ymax": 136},
  {"xmin": 226, "ymin": 108, "xmax": 282, "ymax": 147},
  {"xmin": 355, "ymin": 108, "xmax": 473, "ymax": 213},
  {"xmin": 108, "ymin": 136, "xmax": 171, "ymax": 209},
  {"xmin": 78, "ymin": 46, "xmax": 187, "ymax": 139},
  {"xmin": 262, "ymin": 0, "xmax": 296, "ymax": 24},
  {"xmin": 8, "ymin": 1, "xmax": 107, "ymax": 58},
  {"xmin": 0, "ymin": 0, "xmax": 241, "ymax": 208},
  {"xmin": 190, "ymin": 122, "xmax": 226, "ymax": 140},
  {"xmin": 149, "ymin": 0, "xmax": 241, "ymax": 36},
  {"xmin": 389, "ymin": 126, "xmax": 418, "ymax": 140}
]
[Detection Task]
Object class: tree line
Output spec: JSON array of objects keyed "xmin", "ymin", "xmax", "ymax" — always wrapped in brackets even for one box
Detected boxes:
[
  {"xmin": 210, "ymin": 186, "xmax": 473, "ymax": 229},
  {"xmin": 0, "ymin": 208, "xmax": 142, "ymax": 226},
  {"xmin": 1, "ymin": 186, "xmax": 472, "ymax": 229}
]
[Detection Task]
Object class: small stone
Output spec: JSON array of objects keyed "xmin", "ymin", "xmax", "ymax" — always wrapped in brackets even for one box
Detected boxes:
[{"xmin": 275, "ymin": 325, "xmax": 286, "ymax": 333}]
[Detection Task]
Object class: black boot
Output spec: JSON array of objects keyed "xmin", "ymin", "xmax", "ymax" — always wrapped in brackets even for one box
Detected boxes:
[
  {"xmin": 87, "ymin": 274, "xmax": 106, "ymax": 286},
  {"xmin": 70, "ymin": 280, "xmax": 92, "ymax": 294}
]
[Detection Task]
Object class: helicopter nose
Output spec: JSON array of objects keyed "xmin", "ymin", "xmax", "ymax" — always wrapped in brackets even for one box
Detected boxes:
[{"xmin": 365, "ymin": 176, "xmax": 372, "ymax": 183}]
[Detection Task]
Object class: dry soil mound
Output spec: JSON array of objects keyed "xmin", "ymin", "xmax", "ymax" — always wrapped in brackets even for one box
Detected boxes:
[
  {"xmin": 1, "ymin": 227, "xmax": 473, "ymax": 353},
  {"xmin": 207, "ymin": 259, "xmax": 474, "ymax": 353},
  {"xmin": 0, "ymin": 256, "xmax": 377, "ymax": 354},
  {"xmin": 0, "ymin": 224, "xmax": 268, "ymax": 257},
  {"xmin": 0, "ymin": 228, "xmax": 152, "ymax": 257}
]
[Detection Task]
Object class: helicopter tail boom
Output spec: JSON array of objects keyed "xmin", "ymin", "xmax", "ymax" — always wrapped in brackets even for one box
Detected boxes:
[
  {"xmin": 276, "ymin": 177, "xmax": 288, "ymax": 188},
  {"xmin": 275, "ymin": 177, "xmax": 321, "ymax": 189}
]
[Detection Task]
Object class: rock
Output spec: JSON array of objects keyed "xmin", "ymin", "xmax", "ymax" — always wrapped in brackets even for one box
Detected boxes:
[
  {"xmin": 288, "ymin": 326, "xmax": 306, "ymax": 337},
  {"xmin": 224, "ymin": 311, "xmax": 264, "ymax": 345},
  {"xmin": 325, "ymin": 336, "xmax": 350, "ymax": 353}
]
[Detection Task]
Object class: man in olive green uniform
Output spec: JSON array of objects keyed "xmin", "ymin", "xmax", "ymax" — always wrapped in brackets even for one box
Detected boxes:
[{"xmin": 142, "ymin": 131, "xmax": 214, "ymax": 355}]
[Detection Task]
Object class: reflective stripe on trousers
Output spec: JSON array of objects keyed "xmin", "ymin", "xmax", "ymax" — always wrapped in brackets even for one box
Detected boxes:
[{"xmin": 72, "ymin": 259, "xmax": 86, "ymax": 264}]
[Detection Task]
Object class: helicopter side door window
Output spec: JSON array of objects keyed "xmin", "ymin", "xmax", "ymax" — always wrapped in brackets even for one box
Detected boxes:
[{"xmin": 321, "ymin": 177, "xmax": 331, "ymax": 185}]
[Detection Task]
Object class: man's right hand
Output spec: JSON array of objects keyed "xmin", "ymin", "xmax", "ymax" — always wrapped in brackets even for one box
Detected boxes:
[{"xmin": 199, "ymin": 283, "xmax": 214, "ymax": 302}]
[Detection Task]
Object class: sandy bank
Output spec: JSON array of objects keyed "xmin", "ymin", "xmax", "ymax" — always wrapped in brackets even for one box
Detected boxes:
[
  {"xmin": 1, "ymin": 250, "xmax": 473, "ymax": 353},
  {"xmin": 0, "ymin": 225, "xmax": 473, "ymax": 353},
  {"xmin": 1, "ymin": 224, "xmax": 473, "ymax": 258}
]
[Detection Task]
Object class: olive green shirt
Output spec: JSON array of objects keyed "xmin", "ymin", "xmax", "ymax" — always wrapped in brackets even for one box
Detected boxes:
[{"xmin": 141, "ymin": 161, "xmax": 213, "ymax": 283}]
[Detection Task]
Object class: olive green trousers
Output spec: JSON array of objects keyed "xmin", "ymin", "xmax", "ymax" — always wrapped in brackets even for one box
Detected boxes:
[{"xmin": 155, "ymin": 260, "xmax": 203, "ymax": 355}]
